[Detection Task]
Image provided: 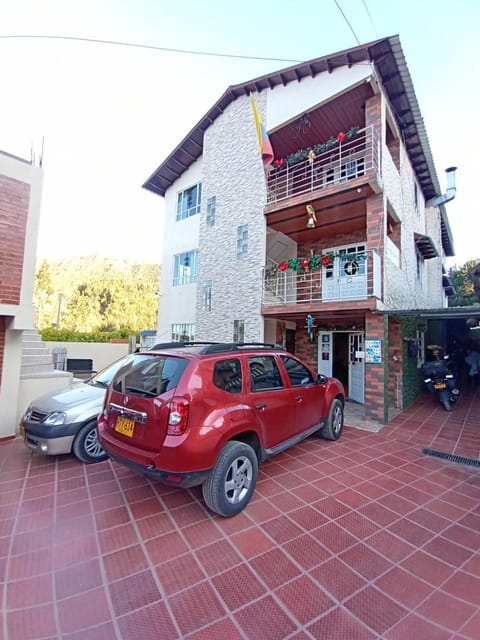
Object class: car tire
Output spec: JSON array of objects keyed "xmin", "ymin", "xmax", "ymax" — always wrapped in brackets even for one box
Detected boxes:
[
  {"xmin": 72, "ymin": 420, "xmax": 108, "ymax": 464},
  {"xmin": 202, "ymin": 441, "xmax": 258, "ymax": 517},
  {"xmin": 320, "ymin": 398, "xmax": 344, "ymax": 441}
]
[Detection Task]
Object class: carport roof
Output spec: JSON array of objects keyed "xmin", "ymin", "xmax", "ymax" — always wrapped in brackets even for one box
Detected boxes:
[{"xmin": 376, "ymin": 307, "xmax": 480, "ymax": 319}]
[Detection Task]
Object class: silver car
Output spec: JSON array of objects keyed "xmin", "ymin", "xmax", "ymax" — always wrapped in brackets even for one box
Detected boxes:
[{"xmin": 19, "ymin": 358, "xmax": 126, "ymax": 463}]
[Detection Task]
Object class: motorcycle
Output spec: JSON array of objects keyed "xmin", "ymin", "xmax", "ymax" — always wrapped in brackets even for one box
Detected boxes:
[{"xmin": 421, "ymin": 356, "xmax": 459, "ymax": 411}]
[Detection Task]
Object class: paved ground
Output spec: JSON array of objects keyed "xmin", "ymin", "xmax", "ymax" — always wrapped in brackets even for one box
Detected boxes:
[{"xmin": 1, "ymin": 388, "xmax": 479, "ymax": 639}]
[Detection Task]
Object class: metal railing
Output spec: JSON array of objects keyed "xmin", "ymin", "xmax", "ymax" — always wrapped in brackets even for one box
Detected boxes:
[
  {"xmin": 262, "ymin": 249, "xmax": 381, "ymax": 305},
  {"xmin": 266, "ymin": 126, "xmax": 379, "ymax": 205}
]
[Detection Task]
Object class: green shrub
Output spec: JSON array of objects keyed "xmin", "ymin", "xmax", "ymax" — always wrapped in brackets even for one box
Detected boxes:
[{"xmin": 40, "ymin": 328, "xmax": 139, "ymax": 343}]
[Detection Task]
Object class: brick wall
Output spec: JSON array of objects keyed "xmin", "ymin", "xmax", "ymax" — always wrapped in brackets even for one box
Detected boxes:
[
  {"xmin": 0, "ymin": 316, "xmax": 4, "ymax": 386},
  {"xmin": 0, "ymin": 175, "xmax": 30, "ymax": 305}
]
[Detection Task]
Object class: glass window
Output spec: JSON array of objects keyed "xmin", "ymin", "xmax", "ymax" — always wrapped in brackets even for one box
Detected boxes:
[
  {"xmin": 237, "ymin": 224, "xmax": 248, "ymax": 260},
  {"xmin": 202, "ymin": 280, "xmax": 212, "ymax": 311},
  {"xmin": 248, "ymin": 356, "xmax": 284, "ymax": 391},
  {"xmin": 173, "ymin": 250, "xmax": 198, "ymax": 286},
  {"xmin": 206, "ymin": 196, "xmax": 216, "ymax": 227},
  {"xmin": 233, "ymin": 320, "xmax": 245, "ymax": 342},
  {"xmin": 281, "ymin": 356, "xmax": 314, "ymax": 386},
  {"xmin": 176, "ymin": 183, "xmax": 202, "ymax": 221},
  {"xmin": 171, "ymin": 323, "xmax": 195, "ymax": 342},
  {"xmin": 213, "ymin": 359, "xmax": 242, "ymax": 393},
  {"xmin": 112, "ymin": 355, "xmax": 188, "ymax": 397}
]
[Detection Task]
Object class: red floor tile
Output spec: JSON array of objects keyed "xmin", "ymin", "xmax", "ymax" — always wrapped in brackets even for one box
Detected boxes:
[{"xmin": 1, "ymin": 388, "xmax": 480, "ymax": 639}]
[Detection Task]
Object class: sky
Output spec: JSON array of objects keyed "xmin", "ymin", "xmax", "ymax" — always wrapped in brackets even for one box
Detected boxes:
[{"xmin": 0, "ymin": 0, "xmax": 478, "ymax": 267}]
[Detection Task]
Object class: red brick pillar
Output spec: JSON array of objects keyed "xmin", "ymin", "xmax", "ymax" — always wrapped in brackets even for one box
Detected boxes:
[{"xmin": 365, "ymin": 312, "xmax": 388, "ymax": 423}]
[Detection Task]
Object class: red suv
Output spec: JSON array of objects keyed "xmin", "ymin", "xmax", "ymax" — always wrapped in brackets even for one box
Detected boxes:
[{"xmin": 98, "ymin": 343, "xmax": 345, "ymax": 517}]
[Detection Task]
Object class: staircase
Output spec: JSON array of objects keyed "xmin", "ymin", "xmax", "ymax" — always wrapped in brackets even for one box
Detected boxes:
[{"xmin": 20, "ymin": 330, "xmax": 70, "ymax": 379}]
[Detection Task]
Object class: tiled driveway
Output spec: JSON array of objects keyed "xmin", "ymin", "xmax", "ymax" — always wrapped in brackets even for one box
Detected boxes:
[{"xmin": 1, "ymin": 389, "xmax": 479, "ymax": 640}]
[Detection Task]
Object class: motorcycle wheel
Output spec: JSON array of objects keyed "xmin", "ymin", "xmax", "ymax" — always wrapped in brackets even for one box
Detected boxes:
[{"xmin": 439, "ymin": 389, "xmax": 452, "ymax": 411}]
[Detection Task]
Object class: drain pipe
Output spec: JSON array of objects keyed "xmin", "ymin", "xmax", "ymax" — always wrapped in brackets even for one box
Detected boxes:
[{"xmin": 427, "ymin": 166, "xmax": 457, "ymax": 206}]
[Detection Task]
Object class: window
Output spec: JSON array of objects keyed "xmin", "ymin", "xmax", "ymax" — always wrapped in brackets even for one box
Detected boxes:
[
  {"xmin": 206, "ymin": 196, "xmax": 216, "ymax": 227},
  {"xmin": 233, "ymin": 320, "xmax": 245, "ymax": 342},
  {"xmin": 414, "ymin": 182, "xmax": 419, "ymax": 214},
  {"xmin": 213, "ymin": 359, "xmax": 242, "ymax": 393},
  {"xmin": 202, "ymin": 280, "xmax": 212, "ymax": 311},
  {"xmin": 171, "ymin": 323, "xmax": 195, "ymax": 342},
  {"xmin": 173, "ymin": 250, "xmax": 198, "ymax": 286},
  {"xmin": 112, "ymin": 355, "xmax": 188, "ymax": 397},
  {"xmin": 281, "ymin": 356, "xmax": 314, "ymax": 386},
  {"xmin": 416, "ymin": 251, "xmax": 424, "ymax": 284},
  {"xmin": 237, "ymin": 224, "xmax": 248, "ymax": 260},
  {"xmin": 249, "ymin": 356, "xmax": 284, "ymax": 391},
  {"xmin": 176, "ymin": 183, "xmax": 202, "ymax": 221}
]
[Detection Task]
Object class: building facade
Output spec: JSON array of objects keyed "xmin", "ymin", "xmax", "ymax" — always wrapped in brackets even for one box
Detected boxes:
[
  {"xmin": 143, "ymin": 37, "xmax": 455, "ymax": 425},
  {"xmin": 0, "ymin": 150, "xmax": 43, "ymax": 439}
]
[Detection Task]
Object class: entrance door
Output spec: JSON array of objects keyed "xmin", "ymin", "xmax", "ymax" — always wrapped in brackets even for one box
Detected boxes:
[
  {"xmin": 348, "ymin": 332, "xmax": 365, "ymax": 403},
  {"xmin": 317, "ymin": 332, "xmax": 332, "ymax": 377}
]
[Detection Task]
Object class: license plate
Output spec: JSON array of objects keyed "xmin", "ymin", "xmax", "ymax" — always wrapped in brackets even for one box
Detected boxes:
[
  {"xmin": 115, "ymin": 416, "xmax": 135, "ymax": 437},
  {"xmin": 434, "ymin": 383, "xmax": 446, "ymax": 389},
  {"xmin": 18, "ymin": 424, "xmax": 25, "ymax": 439}
]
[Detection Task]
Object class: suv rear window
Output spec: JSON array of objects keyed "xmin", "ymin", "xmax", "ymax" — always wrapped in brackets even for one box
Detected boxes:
[{"xmin": 112, "ymin": 355, "xmax": 188, "ymax": 397}]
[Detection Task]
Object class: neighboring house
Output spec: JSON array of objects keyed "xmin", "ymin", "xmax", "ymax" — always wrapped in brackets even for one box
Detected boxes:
[
  {"xmin": 142, "ymin": 36, "xmax": 456, "ymax": 425},
  {"xmin": 0, "ymin": 150, "xmax": 71, "ymax": 440}
]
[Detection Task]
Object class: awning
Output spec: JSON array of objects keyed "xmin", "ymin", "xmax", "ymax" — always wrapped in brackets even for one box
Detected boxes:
[{"xmin": 414, "ymin": 233, "xmax": 438, "ymax": 259}]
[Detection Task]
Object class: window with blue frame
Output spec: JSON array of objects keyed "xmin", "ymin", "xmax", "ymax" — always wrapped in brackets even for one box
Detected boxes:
[
  {"xmin": 173, "ymin": 250, "xmax": 198, "ymax": 286},
  {"xmin": 176, "ymin": 183, "xmax": 202, "ymax": 221}
]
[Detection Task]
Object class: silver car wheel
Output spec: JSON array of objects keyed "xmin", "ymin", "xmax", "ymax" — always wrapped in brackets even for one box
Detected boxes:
[{"xmin": 224, "ymin": 455, "xmax": 254, "ymax": 504}]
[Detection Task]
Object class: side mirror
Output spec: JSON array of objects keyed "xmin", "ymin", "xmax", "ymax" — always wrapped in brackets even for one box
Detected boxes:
[{"xmin": 317, "ymin": 373, "xmax": 328, "ymax": 385}]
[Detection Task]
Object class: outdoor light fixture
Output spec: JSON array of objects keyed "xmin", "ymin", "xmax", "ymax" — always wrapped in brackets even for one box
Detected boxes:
[{"xmin": 306, "ymin": 204, "xmax": 317, "ymax": 228}]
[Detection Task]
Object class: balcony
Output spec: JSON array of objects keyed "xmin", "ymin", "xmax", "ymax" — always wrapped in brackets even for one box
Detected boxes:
[
  {"xmin": 266, "ymin": 126, "xmax": 379, "ymax": 207},
  {"xmin": 262, "ymin": 249, "xmax": 381, "ymax": 306}
]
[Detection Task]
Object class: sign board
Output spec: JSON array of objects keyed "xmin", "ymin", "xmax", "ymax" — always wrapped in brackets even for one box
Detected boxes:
[{"xmin": 365, "ymin": 339, "xmax": 382, "ymax": 363}]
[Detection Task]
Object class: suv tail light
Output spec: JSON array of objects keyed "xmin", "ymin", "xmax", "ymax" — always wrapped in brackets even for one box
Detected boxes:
[{"xmin": 167, "ymin": 397, "xmax": 190, "ymax": 435}]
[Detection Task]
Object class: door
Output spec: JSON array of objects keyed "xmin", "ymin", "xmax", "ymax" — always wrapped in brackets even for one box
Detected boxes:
[
  {"xmin": 247, "ymin": 355, "xmax": 295, "ymax": 448},
  {"xmin": 317, "ymin": 332, "xmax": 332, "ymax": 377},
  {"xmin": 322, "ymin": 244, "xmax": 367, "ymax": 301},
  {"xmin": 348, "ymin": 332, "xmax": 365, "ymax": 404}
]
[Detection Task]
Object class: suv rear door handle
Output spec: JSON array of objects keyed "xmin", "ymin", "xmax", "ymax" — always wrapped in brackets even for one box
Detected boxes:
[{"xmin": 255, "ymin": 403, "xmax": 267, "ymax": 410}]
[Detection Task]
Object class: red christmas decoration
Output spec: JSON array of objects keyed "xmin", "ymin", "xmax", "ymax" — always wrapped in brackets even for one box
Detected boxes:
[
  {"xmin": 321, "ymin": 255, "xmax": 331, "ymax": 267},
  {"xmin": 278, "ymin": 261, "xmax": 289, "ymax": 271},
  {"xmin": 274, "ymin": 158, "xmax": 284, "ymax": 168},
  {"xmin": 299, "ymin": 258, "xmax": 310, "ymax": 271},
  {"xmin": 336, "ymin": 131, "xmax": 346, "ymax": 144}
]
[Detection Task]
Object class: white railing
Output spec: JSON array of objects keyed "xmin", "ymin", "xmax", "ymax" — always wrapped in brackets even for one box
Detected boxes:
[
  {"xmin": 262, "ymin": 249, "xmax": 381, "ymax": 305},
  {"xmin": 266, "ymin": 126, "xmax": 379, "ymax": 205}
]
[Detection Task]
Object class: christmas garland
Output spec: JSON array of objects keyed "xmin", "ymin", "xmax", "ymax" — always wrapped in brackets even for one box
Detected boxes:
[
  {"xmin": 272, "ymin": 127, "xmax": 360, "ymax": 170},
  {"xmin": 266, "ymin": 251, "xmax": 367, "ymax": 277}
]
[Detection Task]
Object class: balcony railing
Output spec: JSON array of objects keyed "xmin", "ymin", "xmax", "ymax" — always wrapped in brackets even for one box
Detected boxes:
[
  {"xmin": 266, "ymin": 126, "xmax": 379, "ymax": 205},
  {"xmin": 262, "ymin": 249, "xmax": 381, "ymax": 305}
]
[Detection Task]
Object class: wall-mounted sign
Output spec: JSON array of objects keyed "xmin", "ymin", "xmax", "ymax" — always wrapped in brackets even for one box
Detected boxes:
[{"xmin": 365, "ymin": 339, "xmax": 382, "ymax": 363}]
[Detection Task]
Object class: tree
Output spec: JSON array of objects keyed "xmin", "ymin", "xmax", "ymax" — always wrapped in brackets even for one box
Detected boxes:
[
  {"xmin": 33, "ymin": 257, "xmax": 160, "ymax": 332},
  {"xmin": 448, "ymin": 259, "xmax": 480, "ymax": 307}
]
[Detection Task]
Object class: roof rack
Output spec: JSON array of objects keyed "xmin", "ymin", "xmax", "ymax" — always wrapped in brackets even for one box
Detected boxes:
[
  {"xmin": 148, "ymin": 342, "xmax": 286, "ymax": 354},
  {"xmin": 150, "ymin": 341, "xmax": 219, "ymax": 350},
  {"xmin": 199, "ymin": 343, "xmax": 286, "ymax": 354}
]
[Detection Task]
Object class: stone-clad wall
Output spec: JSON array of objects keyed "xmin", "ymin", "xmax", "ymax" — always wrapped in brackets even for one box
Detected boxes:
[{"xmin": 196, "ymin": 94, "xmax": 268, "ymax": 342}]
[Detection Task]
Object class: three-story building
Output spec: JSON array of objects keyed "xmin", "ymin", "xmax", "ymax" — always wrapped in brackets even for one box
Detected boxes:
[{"xmin": 143, "ymin": 36, "xmax": 455, "ymax": 425}]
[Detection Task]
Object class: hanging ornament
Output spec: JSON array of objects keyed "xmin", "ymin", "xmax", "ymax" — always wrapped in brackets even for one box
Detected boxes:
[
  {"xmin": 274, "ymin": 158, "xmax": 284, "ymax": 169},
  {"xmin": 307, "ymin": 150, "xmax": 316, "ymax": 164},
  {"xmin": 336, "ymin": 131, "xmax": 346, "ymax": 144}
]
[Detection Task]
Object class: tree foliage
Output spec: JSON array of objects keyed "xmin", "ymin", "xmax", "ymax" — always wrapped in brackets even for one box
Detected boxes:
[
  {"xmin": 448, "ymin": 259, "xmax": 480, "ymax": 307},
  {"xmin": 33, "ymin": 256, "xmax": 160, "ymax": 332}
]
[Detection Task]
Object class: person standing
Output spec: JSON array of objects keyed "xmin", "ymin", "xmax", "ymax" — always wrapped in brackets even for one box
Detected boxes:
[{"xmin": 464, "ymin": 346, "xmax": 480, "ymax": 387}]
